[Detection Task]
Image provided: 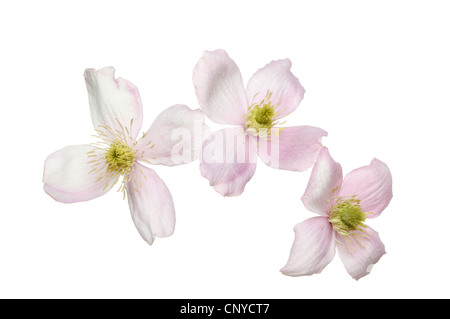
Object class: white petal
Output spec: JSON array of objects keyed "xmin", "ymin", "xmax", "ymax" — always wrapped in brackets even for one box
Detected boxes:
[
  {"xmin": 193, "ymin": 50, "xmax": 248, "ymax": 126},
  {"xmin": 301, "ymin": 147, "xmax": 343, "ymax": 216},
  {"xmin": 336, "ymin": 226, "xmax": 386, "ymax": 280},
  {"xmin": 246, "ymin": 59, "xmax": 305, "ymax": 120},
  {"xmin": 200, "ymin": 127, "xmax": 257, "ymax": 196},
  {"xmin": 84, "ymin": 67, "xmax": 143, "ymax": 140},
  {"xmin": 281, "ymin": 217, "xmax": 336, "ymax": 277},
  {"xmin": 126, "ymin": 163, "xmax": 175, "ymax": 245},
  {"xmin": 43, "ymin": 145, "xmax": 115, "ymax": 203},
  {"xmin": 136, "ymin": 105, "xmax": 206, "ymax": 166},
  {"xmin": 257, "ymin": 126, "xmax": 326, "ymax": 172},
  {"xmin": 338, "ymin": 158, "xmax": 393, "ymax": 219}
]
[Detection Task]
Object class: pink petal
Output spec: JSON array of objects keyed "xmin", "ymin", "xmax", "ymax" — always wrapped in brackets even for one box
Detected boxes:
[
  {"xmin": 84, "ymin": 67, "xmax": 143, "ymax": 141},
  {"xmin": 338, "ymin": 158, "xmax": 393, "ymax": 219},
  {"xmin": 135, "ymin": 104, "xmax": 206, "ymax": 166},
  {"xmin": 336, "ymin": 226, "xmax": 386, "ymax": 280},
  {"xmin": 200, "ymin": 127, "xmax": 257, "ymax": 196},
  {"xmin": 192, "ymin": 50, "xmax": 248, "ymax": 126},
  {"xmin": 281, "ymin": 217, "xmax": 336, "ymax": 277},
  {"xmin": 125, "ymin": 163, "xmax": 175, "ymax": 245},
  {"xmin": 43, "ymin": 145, "xmax": 116, "ymax": 203},
  {"xmin": 246, "ymin": 59, "xmax": 305, "ymax": 120},
  {"xmin": 301, "ymin": 147, "xmax": 343, "ymax": 216},
  {"xmin": 257, "ymin": 126, "xmax": 327, "ymax": 172}
]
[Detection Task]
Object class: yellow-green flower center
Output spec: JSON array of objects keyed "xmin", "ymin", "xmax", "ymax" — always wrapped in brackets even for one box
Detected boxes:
[
  {"xmin": 329, "ymin": 196, "xmax": 368, "ymax": 237},
  {"xmin": 250, "ymin": 102, "xmax": 276, "ymax": 127},
  {"xmin": 86, "ymin": 118, "xmax": 155, "ymax": 199},
  {"xmin": 245, "ymin": 91, "xmax": 282, "ymax": 136},
  {"xmin": 105, "ymin": 140, "xmax": 136, "ymax": 175}
]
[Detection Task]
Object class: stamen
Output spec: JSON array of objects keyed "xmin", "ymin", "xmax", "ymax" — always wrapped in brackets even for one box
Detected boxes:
[
  {"xmin": 245, "ymin": 90, "xmax": 284, "ymax": 136},
  {"xmin": 329, "ymin": 195, "xmax": 371, "ymax": 247},
  {"xmin": 138, "ymin": 166, "xmax": 147, "ymax": 180},
  {"xmin": 86, "ymin": 119, "xmax": 139, "ymax": 199},
  {"xmin": 354, "ymin": 236, "xmax": 366, "ymax": 249},
  {"xmin": 102, "ymin": 182, "xmax": 110, "ymax": 191},
  {"xmin": 99, "ymin": 124, "xmax": 113, "ymax": 132},
  {"xmin": 345, "ymin": 236, "xmax": 357, "ymax": 253},
  {"xmin": 115, "ymin": 118, "xmax": 125, "ymax": 132}
]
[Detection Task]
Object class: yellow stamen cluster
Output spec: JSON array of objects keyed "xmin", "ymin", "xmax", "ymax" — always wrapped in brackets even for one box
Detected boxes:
[
  {"xmin": 86, "ymin": 118, "xmax": 154, "ymax": 199},
  {"xmin": 245, "ymin": 91, "xmax": 284, "ymax": 136},
  {"xmin": 329, "ymin": 195, "xmax": 373, "ymax": 253},
  {"xmin": 105, "ymin": 141, "xmax": 135, "ymax": 175}
]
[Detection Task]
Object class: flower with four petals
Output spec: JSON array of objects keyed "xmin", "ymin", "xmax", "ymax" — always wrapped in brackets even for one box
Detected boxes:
[
  {"xmin": 281, "ymin": 147, "xmax": 392, "ymax": 280},
  {"xmin": 193, "ymin": 49, "xmax": 327, "ymax": 196},
  {"xmin": 43, "ymin": 67, "xmax": 205, "ymax": 245}
]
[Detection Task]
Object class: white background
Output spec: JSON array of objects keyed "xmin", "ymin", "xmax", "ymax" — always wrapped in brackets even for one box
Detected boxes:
[{"xmin": 1, "ymin": 0, "xmax": 449, "ymax": 299}]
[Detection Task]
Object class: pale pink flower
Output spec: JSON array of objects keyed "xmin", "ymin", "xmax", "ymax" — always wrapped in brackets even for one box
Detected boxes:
[
  {"xmin": 43, "ymin": 67, "xmax": 205, "ymax": 245},
  {"xmin": 281, "ymin": 147, "xmax": 393, "ymax": 280},
  {"xmin": 193, "ymin": 49, "xmax": 327, "ymax": 196}
]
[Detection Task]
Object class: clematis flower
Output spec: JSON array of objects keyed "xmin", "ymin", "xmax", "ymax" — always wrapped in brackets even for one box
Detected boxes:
[
  {"xmin": 193, "ymin": 49, "xmax": 327, "ymax": 196},
  {"xmin": 43, "ymin": 67, "xmax": 205, "ymax": 245},
  {"xmin": 281, "ymin": 147, "xmax": 393, "ymax": 280}
]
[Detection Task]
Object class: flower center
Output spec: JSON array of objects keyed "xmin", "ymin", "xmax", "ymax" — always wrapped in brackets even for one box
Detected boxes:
[
  {"xmin": 105, "ymin": 140, "xmax": 136, "ymax": 175},
  {"xmin": 328, "ymin": 196, "xmax": 368, "ymax": 237},
  {"xmin": 252, "ymin": 103, "xmax": 276, "ymax": 126},
  {"xmin": 86, "ymin": 118, "xmax": 141, "ymax": 198},
  {"xmin": 245, "ymin": 91, "xmax": 282, "ymax": 136}
]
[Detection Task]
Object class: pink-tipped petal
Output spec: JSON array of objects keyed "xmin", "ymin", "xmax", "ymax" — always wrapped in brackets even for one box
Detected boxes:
[
  {"xmin": 43, "ymin": 145, "xmax": 115, "ymax": 203},
  {"xmin": 192, "ymin": 50, "xmax": 248, "ymax": 126},
  {"xmin": 126, "ymin": 163, "xmax": 175, "ymax": 245},
  {"xmin": 246, "ymin": 59, "xmax": 305, "ymax": 120},
  {"xmin": 136, "ymin": 105, "xmax": 206, "ymax": 166},
  {"xmin": 281, "ymin": 217, "xmax": 336, "ymax": 277},
  {"xmin": 301, "ymin": 147, "xmax": 343, "ymax": 216},
  {"xmin": 200, "ymin": 127, "xmax": 257, "ymax": 196},
  {"xmin": 338, "ymin": 158, "xmax": 393, "ymax": 219},
  {"xmin": 84, "ymin": 67, "xmax": 143, "ymax": 140},
  {"xmin": 336, "ymin": 226, "xmax": 386, "ymax": 280},
  {"xmin": 258, "ymin": 126, "xmax": 327, "ymax": 172}
]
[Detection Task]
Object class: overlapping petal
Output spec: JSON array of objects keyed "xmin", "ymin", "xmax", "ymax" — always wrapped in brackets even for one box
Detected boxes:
[
  {"xmin": 336, "ymin": 226, "xmax": 386, "ymax": 280},
  {"xmin": 200, "ymin": 127, "xmax": 257, "ymax": 196},
  {"xmin": 193, "ymin": 50, "xmax": 248, "ymax": 126},
  {"xmin": 136, "ymin": 104, "xmax": 206, "ymax": 166},
  {"xmin": 126, "ymin": 163, "xmax": 176, "ymax": 245},
  {"xmin": 338, "ymin": 158, "xmax": 393, "ymax": 219},
  {"xmin": 257, "ymin": 126, "xmax": 327, "ymax": 172},
  {"xmin": 84, "ymin": 67, "xmax": 143, "ymax": 141},
  {"xmin": 301, "ymin": 147, "xmax": 343, "ymax": 216},
  {"xmin": 281, "ymin": 217, "xmax": 336, "ymax": 276},
  {"xmin": 245, "ymin": 59, "xmax": 305, "ymax": 120},
  {"xmin": 43, "ymin": 145, "xmax": 115, "ymax": 203}
]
